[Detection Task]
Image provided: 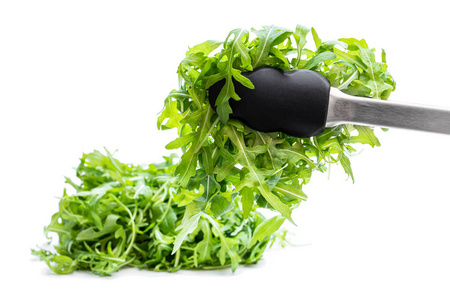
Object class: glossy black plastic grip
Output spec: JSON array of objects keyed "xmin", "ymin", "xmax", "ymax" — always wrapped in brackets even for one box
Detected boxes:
[{"xmin": 208, "ymin": 67, "xmax": 331, "ymax": 138}]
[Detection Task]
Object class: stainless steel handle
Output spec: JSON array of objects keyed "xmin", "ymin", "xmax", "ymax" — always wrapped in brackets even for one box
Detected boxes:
[{"xmin": 326, "ymin": 88, "xmax": 450, "ymax": 135}]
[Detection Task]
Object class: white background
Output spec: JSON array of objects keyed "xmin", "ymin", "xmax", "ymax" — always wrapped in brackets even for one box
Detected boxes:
[{"xmin": 2, "ymin": 0, "xmax": 450, "ymax": 299}]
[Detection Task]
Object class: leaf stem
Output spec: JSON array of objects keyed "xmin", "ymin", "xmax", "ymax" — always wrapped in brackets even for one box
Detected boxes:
[
  {"xmin": 155, "ymin": 196, "xmax": 173, "ymax": 227},
  {"xmin": 110, "ymin": 194, "xmax": 136, "ymax": 257}
]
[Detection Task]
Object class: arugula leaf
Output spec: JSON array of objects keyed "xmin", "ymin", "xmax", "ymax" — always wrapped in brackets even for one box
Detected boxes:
[
  {"xmin": 205, "ymin": 28, "xmax": 254, "ymax": 122},
  {"xmin": 251, "ymin": 25, "xmax": 293, "ymax": 68},
  {"xmin": 248, "ymin": 215, "xmax": 285, "ymax": 248},
  {"xmin": 303, "ymin": 51, "xmax": 337, "ymax": 70},
  {"xmin": 349, "ymin": 125, "xmax": 381, "ymax": 147},
  {"xmin": 186, "ymin": 40, "xmax": 222, "ymax": 56},
  {"xmin": 293, "ymin": 25, "xmax": 310, "ymax": 68},
  {"xmin": 175, "ymin": 106, "xmax": 217, "ymax": 187},
  {"xmin": 210, "ymin": 195, "xmax": 232, "ymax": 218}
]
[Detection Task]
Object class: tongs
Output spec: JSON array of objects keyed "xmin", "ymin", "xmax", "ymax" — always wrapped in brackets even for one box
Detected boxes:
[{"xmin": 209, "ymin": 67, "xmax": 450, "ymax": 137}]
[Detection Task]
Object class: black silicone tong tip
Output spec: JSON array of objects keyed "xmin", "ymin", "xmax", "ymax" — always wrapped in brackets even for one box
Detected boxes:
[{"xmin": 208, "ymin": 67, "xmax": 331, "ymax": 138}]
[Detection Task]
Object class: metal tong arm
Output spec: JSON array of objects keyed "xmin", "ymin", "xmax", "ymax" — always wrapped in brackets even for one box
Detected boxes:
[{"xmin": 326, "ymin": 88, "xmax": 450, "ymax": 135}]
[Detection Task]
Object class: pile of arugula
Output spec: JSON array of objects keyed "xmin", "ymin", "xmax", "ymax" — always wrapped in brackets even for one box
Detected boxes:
[
  {"xmin": 33, "ymin": 150, "xmax": 277, "ymax": 275},
  {"xmin": 34, "ymin": 25, "xmax": 395, "ymax": 275}
]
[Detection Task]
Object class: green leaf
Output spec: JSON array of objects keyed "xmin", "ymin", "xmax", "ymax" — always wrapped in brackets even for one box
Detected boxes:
[
  {"xmin": 333, "ymin": 47, "xmax": 366, "ymax": 70},
  {"xmin": 273, "ymin": 182, "xmax": 307, "ymax": 202},
  {"xmin": 303, "ymin": 51, "xmax": 337, "ymax": 70},
  {"xmin": 195, "ymin": 239, "xmax": 213, "ymax": 264},
  {"xmin": 186, "ymin": 40, "xmax": 222, "ymax": 56},
  {"xmin": 45, "ymin": 255, "xmax": 77, "ymax": 275},
  {"xmin": 340, "ymin": 153, "xmax": 354, "ymax": 182},
  {"xmin": 258, "ymin": 183, "xmax": 293, "ymax": 223},
  {"xmin": 311, "ymin": 27, "xmax": 322, "ymax": 48},
  {"xmin": 194, "ymin": 219, "xmax": 213, "ymax": 265},
  {"xmin": 293, "ymin": 25, "xmax": 310, "ymax": 68},
  {"xmin": 175, "ymin": 148, "xmax": 199, "ymax": 187},
  {"xmin": 152, "ymin": 204, "xmax": 177, "ymax": 234},
  {"xmin": 210, "ymin": 195, "xmax": 232, "ymax": 218},
  {"xmin": 200, "ymin": 146, "xmax": 215, "ymax": 175},
  {"xmin": 251, "ymin": 25, "xmax": 292, "ymax": 68},
  {"xmin": 165, "ymin": 133, "xmax": 196, "ymax": 150},
  {"xmin": 188, "ymin": 170, "xmax": 220, "ymax": 202},
  {"xmin": 349, "ymin": 125, "xmax": 381, "ymax": 147},
  {"xmin": 214, "ymin": 28, "xmax": 253, "ymax": 122},
  {"xmin": 157, "ymin": 95, "xmax": 183, "ymax": 132},
  {"xmin": 174, "ymin": 106, "xmax": 215, "ymax": 187},
  {"xmin": 172, "ymin": 211, "xmax": 202, "ymax": 254},
  {"xmin": 76, "ymin": 214, "xmax": 121, "ymax": 241},
  {"xmin": 203, "ymin": 214, "xmax": 242, "ymax": 272},
  {"xmin": 248, "ymin": 215, "xmax": 285, "ymax": 248},
  {"xmin": 240, "ymin": 187, "xmax": 254, "ymax": 218},
  {"xmin": 231, "ymin": 68, "xmax": 254, "ymax": 89}
]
